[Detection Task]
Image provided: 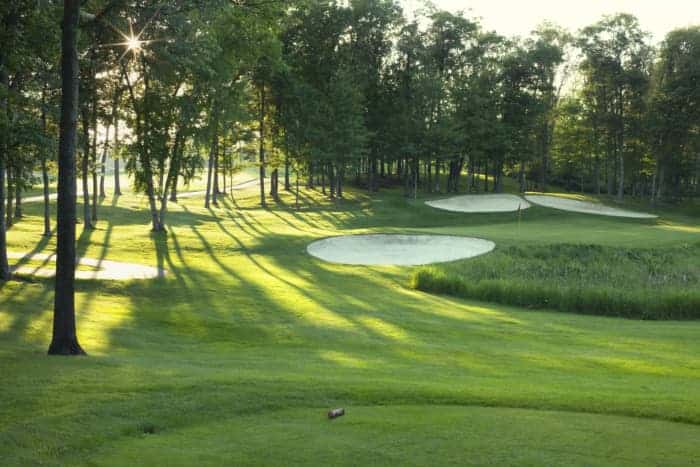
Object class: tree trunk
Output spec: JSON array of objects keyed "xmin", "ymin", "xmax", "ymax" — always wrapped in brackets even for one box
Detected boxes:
[
  {"xmin": 0, "ymin": 156, "xmax": 8, "ymax": 280},
  {"xmin": 40, "ymin": 89, "xmax": 51, "ymax": 236},
  {"xmin": 270, "ymin": 168, "xmax": 278, "ymax": 200},
  {"xmin": 212, "ymin": 136, "xmax": 219, "ymax": 206},
  {"xmin": 617, "ymin": 151, "xmax": 624, "ymax": 202},
  {"xmin": 99, "ymin": 122, "xmax": 110, "ymax": 198},
  {"xmin": 14, "ymin": 177, "xmax": 21, "ymax": 220},
  {"xmin": 284, "ymin": 153, "xmax": 291, "ymax": 191},
  {"xmin": 295, "ymin": 169, "xmax": 300, "ymax": 209},
  {"xmin": 0, "ymin": 54, "xmax": 9, "ymax": 279},
  {"xmin": 6, "ymin": 166, "xmax": 13, "ymax": 229},
  {"xmin": 89, "ymin": 58, "xmax": 98, "ymax": 222},
  {"xmin": 49, "ymin": 0, "xmax": 85, "ymax": 356},
  {"xmin": 484, "ymin": 160, "xmax": 489, "ymax": 192},
  {"xmin": 80, "ymin": 110, "xmax": 91, "ymax": 230},
  {"xmin": 42, "ymin": 159, "xmax": 51, "ymax": 236},
  {"xmin": 258, "ymin": 87, "xmax": 266, "ymax": 207},
  {"xmin": 204, "ymin": 119, "xmax": 218, "ymax": 209},
  {"xmin": 213, "ymin": 143, "xmax": 220, "ymax": 195},
  {"xmin": 113, "ymin": 107, "xmax": 121, "ymax": 196}
]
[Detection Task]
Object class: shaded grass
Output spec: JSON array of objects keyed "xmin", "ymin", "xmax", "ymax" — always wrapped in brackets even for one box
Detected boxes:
[{"xmin": 411, "ymin": 243, "xmax": 700, "ymax": 320}]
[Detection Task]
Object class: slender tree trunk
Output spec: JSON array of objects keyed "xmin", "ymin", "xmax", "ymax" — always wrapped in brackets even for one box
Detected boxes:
[
  {"xmin": 6, "ymin": 166, "xmax": 13, "ymax": 229},
  {"xmin": 113, "ymin": 107, "xmax": 121, "ymax": 196},
  {"xmin": 617, "ymin": 151, "xmax": 624, "ymax": 202},
  {"xmin": 40, "ymin": 89, "xmax": 52, "ymax": 236},
  {"xmin": 270, "ymin": 168, "xmax": 278, "ymax": 200},
  {"xmin": 49, "ymin": 0, "xmax": 85, "ymax": 356},
  {"xmin": 212, "ymin": 137, "xmax": 219, "ymax": 206},
  {"xmin": 40, "ymin": 158, "xmax": 51, "ymax": 236},
  {"xmin": 213, "ymin": 143, "xmax": 220, "ymax": 195},
  {"xmin": 204, "ymin": 119, "xmax": 218, "ymax": 209},
  {"xmin": 0, "ymin": 54, "xmax": 9, "ymax": 279},
  {"xmin": 14, "ymin": 177, "xmax": 21, "ymax": 220},
  {"xmin": 91, "ymin": 137, "xmax": 98, "ymax": 222},
  {"xmin": 284, "ymin": 153, "xmax": 290, "ymax": 191},
  {"xmin": 337, "ymin": 166, "xmax": 344, "ymax": 198},
  {"xmin": 89, "ymin": 57, "xmax": 98, "ymax": 222},
  {"xmin": 258, "ymin": 87, "xmax": 266, "ymax": 208},
  {"xmin": 295, "ymin": 168, "xmax": 300, "ymax": 209},
  {"xmin": 99, "ymin": 122, "xmax": 110, "ymax": 198},
  {"xmin": 80, "ymin": 110, "xmax": 91, "ymax": 230},
  {"xmin": 0, "ymin": 157, "xmax": 8, "ymax": 279}
]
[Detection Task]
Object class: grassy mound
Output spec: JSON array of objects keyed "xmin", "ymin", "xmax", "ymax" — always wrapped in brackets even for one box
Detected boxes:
[
  {"xmin": 93, "ymin": 406, "xmax": 700, "ymax": 466},
  {"xmin": 410, "ymin": 243, "xmax": 700, "ymax": 320}
]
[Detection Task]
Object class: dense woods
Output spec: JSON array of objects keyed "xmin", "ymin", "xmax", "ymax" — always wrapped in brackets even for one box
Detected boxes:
[{"xmin": 1, "ymin": 1, "xmax": 699, "ymax": 349}]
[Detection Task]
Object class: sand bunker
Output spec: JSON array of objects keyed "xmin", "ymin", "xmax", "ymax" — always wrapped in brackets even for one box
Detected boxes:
[
  {"xmin": 525, "ymin": 195, "xmax": 658, "ymax": 219},
  {"xmin": 307, "ymin": 234, "xmax": 495, "ymax": 266},
  {"xmin": 8, "ymin": 252, "xmax": 165, "ymax": 280},
  {"xmin": 426, "ymin": 194, "xmax": 530, "ymax": 213}
]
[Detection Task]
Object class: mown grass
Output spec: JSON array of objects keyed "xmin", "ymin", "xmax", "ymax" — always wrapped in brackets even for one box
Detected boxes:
[
  {"xmin": 1, "ymin": 180, "xmax": 700, "ymax": 466},
  {"xmin": 410, "ymin": 242, "xmax": 700, "ymax": 320}
]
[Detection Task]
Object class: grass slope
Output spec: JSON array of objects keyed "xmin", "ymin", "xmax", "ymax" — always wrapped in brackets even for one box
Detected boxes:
[{"xmin": 1, "ymin": 182, "xmax": 700, "ymax": 466}]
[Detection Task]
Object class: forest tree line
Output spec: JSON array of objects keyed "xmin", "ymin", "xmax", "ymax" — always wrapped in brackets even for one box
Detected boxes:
[{"xmin": 1, "ymin": 0, "xmax": 700, "ymax": 279}]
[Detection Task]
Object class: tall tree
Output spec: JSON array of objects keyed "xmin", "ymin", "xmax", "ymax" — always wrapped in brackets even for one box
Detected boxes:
[{"xmin": 48, "ymin": 0, "xmax": 85, "ymax": 356}]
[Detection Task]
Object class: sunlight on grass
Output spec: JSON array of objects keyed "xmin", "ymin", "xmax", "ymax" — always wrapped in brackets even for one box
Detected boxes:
[
  {"xmin": 319, "ymin": 350, "xmax": 370, "ymax": 368},
  {"xmin": 356, "ymin": 316, "xmax": 410, "ymax": 342},
  {"xmin": 655, "ymin": 220, "xmax": 700, "ymax": 233}
]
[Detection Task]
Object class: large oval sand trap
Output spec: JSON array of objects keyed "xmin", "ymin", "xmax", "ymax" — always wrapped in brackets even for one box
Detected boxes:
[
  {"xmin": 426, "ymin": 194, "xmax": 530, "ymax": 213},
  {"xmin": 525, "ymin": 195, "xmax": 658, "ymax": 219},
  {"xmin": 8, "ymin": 252, "xmax": 165, "ymax": 280},
  {"xmin": 307, "ymin": 234, "xmax": 495, "ymax": 266}
]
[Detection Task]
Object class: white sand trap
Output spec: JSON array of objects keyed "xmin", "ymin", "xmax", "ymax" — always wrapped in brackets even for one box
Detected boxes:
[
  {"xmin": 307, "ymin": 234, "xmax": 495, "ymax": 266},
  {"xmin": 7, "ymin": 252, "xmax": 165, "ymax": 280},
  {"xmin": 426, "ymin": 194, "xmax": 530, "ymax": 213},
  {"xmin": 525, "ymin": 195, "xmax": 658, "ymax": 219}
]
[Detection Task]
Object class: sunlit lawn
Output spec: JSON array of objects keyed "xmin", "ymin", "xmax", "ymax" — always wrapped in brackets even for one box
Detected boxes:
[{"xmin": 1, "ymin": 180, "xmax": 700, "ymax": 466}]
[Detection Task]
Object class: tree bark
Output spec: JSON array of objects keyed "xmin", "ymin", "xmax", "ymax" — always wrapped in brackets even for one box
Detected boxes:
[
  {"xmin": 6, "ymin": 166, "xmax": 13, "ymax": 229},
  {"xmin": 42, "ymin": 159, "xmax": 51, "ymax": 236},
  {"xmin": 204, "ymin": 112, "xmax": 218, "ymax": 209},
  {"xmin": 40, "ymin": 88, "xmax": 51, "ymax": 236},
  {"xmin": 91, "ymin": 86, "xmax": 98, "ymax": 221},
  {"xmin": 49, "ymin": 0, "xmax": 85, "ymax": 356},
  {"xmin": 113, "ymin": 104, "xmax": 121, "ymax": 196},
  {"xmin": 80, "ymin": 109, "xmax": 91, "ymax": 230},
  {"xmin": 14, "ymin": 176, "xmax": 21, "ymax": 220},
  {"xmin": 258, "ymin": 86, "xmax": 266, "ymax": 207},
  {"xmin": 0, "ymin": 52, "xmax": 9, "ymax": 279},
  {"xmin": 99, "ymin": 122, "xmax": 110, "ymax": 198}
]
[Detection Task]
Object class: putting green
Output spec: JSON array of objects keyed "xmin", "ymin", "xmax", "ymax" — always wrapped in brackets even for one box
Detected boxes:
[{"xmin": 307, "ymin": 234, "xmax": 495, "ymax": 266}]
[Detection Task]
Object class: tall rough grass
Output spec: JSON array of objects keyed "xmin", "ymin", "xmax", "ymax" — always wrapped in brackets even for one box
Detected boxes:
[{"xmin": 410, "ymin": 243, "xmax": 700, "ymax": 320}]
